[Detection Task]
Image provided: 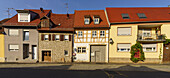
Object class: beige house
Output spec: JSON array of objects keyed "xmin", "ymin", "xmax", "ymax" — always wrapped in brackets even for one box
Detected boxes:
[{"xmin": 106, "ymin": 7, "xmax": 170, "ymax": 63}]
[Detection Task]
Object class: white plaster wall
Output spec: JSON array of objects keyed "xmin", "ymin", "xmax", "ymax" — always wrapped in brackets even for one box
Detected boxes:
[{"xmin": 74, "ymin": 43, "xmax": 109, "ymax": 62}]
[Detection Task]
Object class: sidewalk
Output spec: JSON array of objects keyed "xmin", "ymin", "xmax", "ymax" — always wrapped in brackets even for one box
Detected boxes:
[{"xmin": 0, "ymin": 63, "xmax": 170, "ymax": 72}]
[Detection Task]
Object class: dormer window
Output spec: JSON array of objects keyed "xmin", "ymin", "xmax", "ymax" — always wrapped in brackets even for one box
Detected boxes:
[
  {"xmin": 18, "ymin": 13, "xmax": 30, "ymax": 22},
  {"xmin": 84, "ymin": 18, "xmax": 90, "ymax": 24},
  {"xmin": 93, "ymin": 15, "xmax": 100, "ymax": 24},
  {"xmin": 84, "ymin": 15, "xmax": 90, "ymax": 25},
  {"xmin": 16, "ymin": 10, "xmax": 30, "ymax": 22},
  {"xmin": 20, "ymin": 13, "xmax": 29, "ymax": 22},
  {"xmin": 94, "ymin": 18, "xmax": 99, "ymax": 24}
]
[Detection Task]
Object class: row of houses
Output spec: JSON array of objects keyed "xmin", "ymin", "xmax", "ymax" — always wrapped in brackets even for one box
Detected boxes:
[{"xmin": 0, "ymin": 7, "xmax": 170, "ymax": 63}]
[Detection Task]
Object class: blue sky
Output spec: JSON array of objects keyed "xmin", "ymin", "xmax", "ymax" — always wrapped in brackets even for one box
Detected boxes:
[{"xmin": 0, "ymin": 0, "xmax": 170, "ymax": 20}]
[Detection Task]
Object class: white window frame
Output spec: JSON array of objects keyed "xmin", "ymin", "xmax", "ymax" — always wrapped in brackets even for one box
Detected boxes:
[
  {"xmin": 77, "ymin": 47, "xmax": 86, "ymax": 53},
  {"xmin": 18, "ymin": 13, "xmax": 30, "ymax": 22},
  {"xmin": 92, "ymin": 31, "xmax": 97, "ymax": 37},
  {"xmin": 142, "ymin": 44, "xmax": 157, "ymax": 52},
  {"xmin": 117, "ymin": 27, "xmax": 131, "ymax": 36},
  {"xmin": 9, "ymin": 44, "xmax": 19, "ymax": 51},
  {"xmin": 44, "ymin": 35, "xmax": 49, "ymax": 40},
  {"xmin": 55, "ymin": 35, "xmax": 60, "ymax": 40},
  {"xmin": 64, "ymin": 35, "xmax": 69, "ymax": 41},
  {"xmin": 9, "ymin": 29, "xmax": 19, "ymax": 36},
  {"xmin": 100, "ymin": 30, "xmax": 105, "ymax": 37},
  {"xmin": 94, "ymin": 18, "xmax": 99, "ymax": 24},
  {"xmin": 78, "ymin": 31, "xmax": 83, "ymax": 37},
  {"xmin": 84, "ymin": 18, "xmax": 90, "ymax": 24},
  {"xmin": 117, "ymin": 43, "xmax": 131, "ymax": 52}
]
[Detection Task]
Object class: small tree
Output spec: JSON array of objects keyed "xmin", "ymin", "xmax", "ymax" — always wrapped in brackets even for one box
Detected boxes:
[{"xmin": 130, "ymin": 42, "xmax": 145, "ymax": 63}]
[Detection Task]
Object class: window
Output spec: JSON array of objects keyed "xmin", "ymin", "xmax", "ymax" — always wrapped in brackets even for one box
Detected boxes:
[
  {"xmin": 19, "ymin": 13, "xmax": 29, "ymax": 22},
  {"xmin": 23, "ymin": 31, "xmax": 29, "ymax": 41},
  {"xmin": 117, "ymin": 44, "xmax": 131, "ymax": 52},
  {"xmin": 143, "ymin": 29, "xmax": 151, "ymax": 37},
  {"xmin": 92, "ymin": 31, "xmax": 97, "ymax": 37},
  {"xmin": 64, "ymin": 50, "xmax": 68, "ymax": 56},
  {"xmin": 84, "ymin": 18, "xmax": 90, "ymax": 24},
  {"xmin": 77, "ymin": 47, "xmax": 82, "ymax": 53},
  {"xmin": 9, "ymin": 29, "xmax": 19, "ymax": 36},
  {"xmin": 55, "ymin": 35, "xmax": 60, "ymax": 40},
  {"xmin": 64, "ymin": 35, "xmax": 69, "ymax": 41},
  {"xmin": 82, "ymin": 47, "xmax": 86, "ymax": 53},
  {"xmin": 9, "ymin": 44, "xmax": 19, "ymax": 51},
  {"xmin": 77, "ymin": 47, "xmax": 86, "ymax": 53},
  {"xmin": 117, "ymin": 27, "xmax": 131, "ymax": 36},
  {"xmin": 137, "ymin": 13, "xmax": 147, "ymax": 18},
  {"xmin": 100, "ymin": 31, "xmax": 105, "ymax": 37},
  {"xmin": 78, "ymin": 31, "xmax": 83, "ymax": 37},
  {"xmin": 142, "ymin": 44, "xmax": 157, "ymax": 52},
  {"xmin": 94, "ymin": 18, "xmax": 99, "ymax": 24},
  {"xmin": 44, "ymin": 35, "xmax": 48, "ymax": 40},
  {"xmin": 121, "ymin": 13, "xmax": 130, "ymax": 19}
]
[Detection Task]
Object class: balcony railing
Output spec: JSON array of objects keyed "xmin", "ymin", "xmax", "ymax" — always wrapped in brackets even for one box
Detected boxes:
[{"xmin": 137, "ymin": 34, "xmax": 166, "ymax": 42}]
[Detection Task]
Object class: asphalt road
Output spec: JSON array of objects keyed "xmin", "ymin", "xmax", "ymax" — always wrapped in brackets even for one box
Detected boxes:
[{"xmin": 0, "ymin": 67, "xmax": 170, "ymax": 78}]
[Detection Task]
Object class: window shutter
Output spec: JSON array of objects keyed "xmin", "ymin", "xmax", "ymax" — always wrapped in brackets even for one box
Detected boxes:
[
  {"xmin": 41, "ymin": 34, "xmax": 44, "ymax": 41},
  {"xmin": 52, "ymin": 34, "xmax": 55, "ymax": 41},
  {"xmin": 118, "ymin": 28, "xmax": 131, "ymax": 35},
  {"xmin": 60, "ymin": 35, "xmax": 63, "ymax": 41},
  {"xmin": 69, "ymin": 35, "xmax": 72, "ymax": 41},
  {"xmin": 49, "ymin": 34, "xmax": 51, "ymax": 41}
]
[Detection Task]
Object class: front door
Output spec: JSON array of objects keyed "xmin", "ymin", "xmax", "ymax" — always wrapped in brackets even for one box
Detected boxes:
[
  {"xmin": 163, "ymin": 43, "xmax": 170, "ymax": 63},
  {"xmin": 32, "ymin": 45, "xmax": 37, "ymax": 59},
  {"xmin": 90, "ymin": 45, "xmax": 106, "ymax": 62},
  {"xmin": 42, "ymin": 51, "xmax": 51, "ymax": 62},
  {"xmin": 23, "ymin": 44, "xmax": 29, "ymax": 59}
]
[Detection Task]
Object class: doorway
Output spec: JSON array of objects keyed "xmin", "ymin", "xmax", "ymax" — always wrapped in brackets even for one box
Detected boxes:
[
  {"xmin": 32, "ymin": 45, "xmax": 37, "ymax": 59},
  {"xmin": 42, "ymin": 51, "xmax": 51, "ymax": 62},
  {"xmin": 23, "ymin": 44, "xmax": 29, "ymax": 59}
]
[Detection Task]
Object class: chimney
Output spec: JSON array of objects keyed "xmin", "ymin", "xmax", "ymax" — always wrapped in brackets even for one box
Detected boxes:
[
  {"xmin": 40, "ymin": 7, "xmax": 44, "ymax": 13},
  {"xmin": 67, "ymin": 13, "xmax": 69, "ymax": 19}
]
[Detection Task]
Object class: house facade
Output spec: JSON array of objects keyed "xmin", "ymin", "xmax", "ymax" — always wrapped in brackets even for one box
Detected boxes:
[
  {"xmin": 2, "ymin": 8, "xmax": 51, "ymax": 62},
  {"xmin": 106, "ymin": 7, "xmax": 170, "ymax": 63},
  {"xmin": 0, "ymin": 18, "xmax": 10, "ymax": 62},
  {"xmin": 38, "ymin": 14, "xmax": 74, "ymax": 62},
  {"xmin": 0, "ymin": 26, "xmax": 4, "ymax": 62},
  {"xmin": 73, "ymin": 10, "xmax": 109, "ymax": 62}
]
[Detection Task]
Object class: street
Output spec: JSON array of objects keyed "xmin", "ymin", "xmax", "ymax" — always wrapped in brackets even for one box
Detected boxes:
[{"xmin": 0, "ymin": 66, "xmax": 170, "ymax": 78}]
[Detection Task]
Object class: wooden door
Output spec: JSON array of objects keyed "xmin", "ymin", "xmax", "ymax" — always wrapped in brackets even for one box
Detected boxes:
[
  {"xmin": 42, "ymin": 51, "xmax": 51, "ymax": 62},
  {"xmin": 163, "ymin": 43, "xmax": 170, "ymax": 63}
]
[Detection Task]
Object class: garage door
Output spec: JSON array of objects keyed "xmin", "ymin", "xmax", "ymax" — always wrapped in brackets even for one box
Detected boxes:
[{"xmin": 90, "ymin": 45, "xmax": 106, "ymax": 62}]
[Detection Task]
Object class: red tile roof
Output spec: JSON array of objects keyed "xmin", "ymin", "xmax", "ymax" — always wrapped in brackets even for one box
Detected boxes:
[
  {"xmin": 38, "ymin": 14, "xmax": 74, "ymax": 31},
  {"xmin": 0, "ymin": 18, "xmax": 10, "ymax": 33},
  {"xmin": 3, "ymin": 9, "xmax": 51, "ymax": 26},
  {"xmin": 74, "ymin": 10, "xmax": 109, "ymax": 28},
  {"xmin": 106, "ymin": 7, "xmax": 170, "ymax": 24}
]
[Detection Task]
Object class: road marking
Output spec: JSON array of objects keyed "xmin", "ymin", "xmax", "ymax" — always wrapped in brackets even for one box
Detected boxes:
[
  {"xmin": 101, "ymin": 70, "xmax": 114, "ymax": 78},
  {"xmin": 114, "ymin": 71, "xmax": 128, "ymax": 77}
]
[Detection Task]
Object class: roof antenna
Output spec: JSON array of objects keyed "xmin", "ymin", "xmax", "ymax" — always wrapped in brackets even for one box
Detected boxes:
[
  {"xmin": 65, "ymin": 2, "xmax": 69, "ymax": 18},
  {"xmin": 7, "ymin": 8, "xmax": 14, "ymax": 18}
]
